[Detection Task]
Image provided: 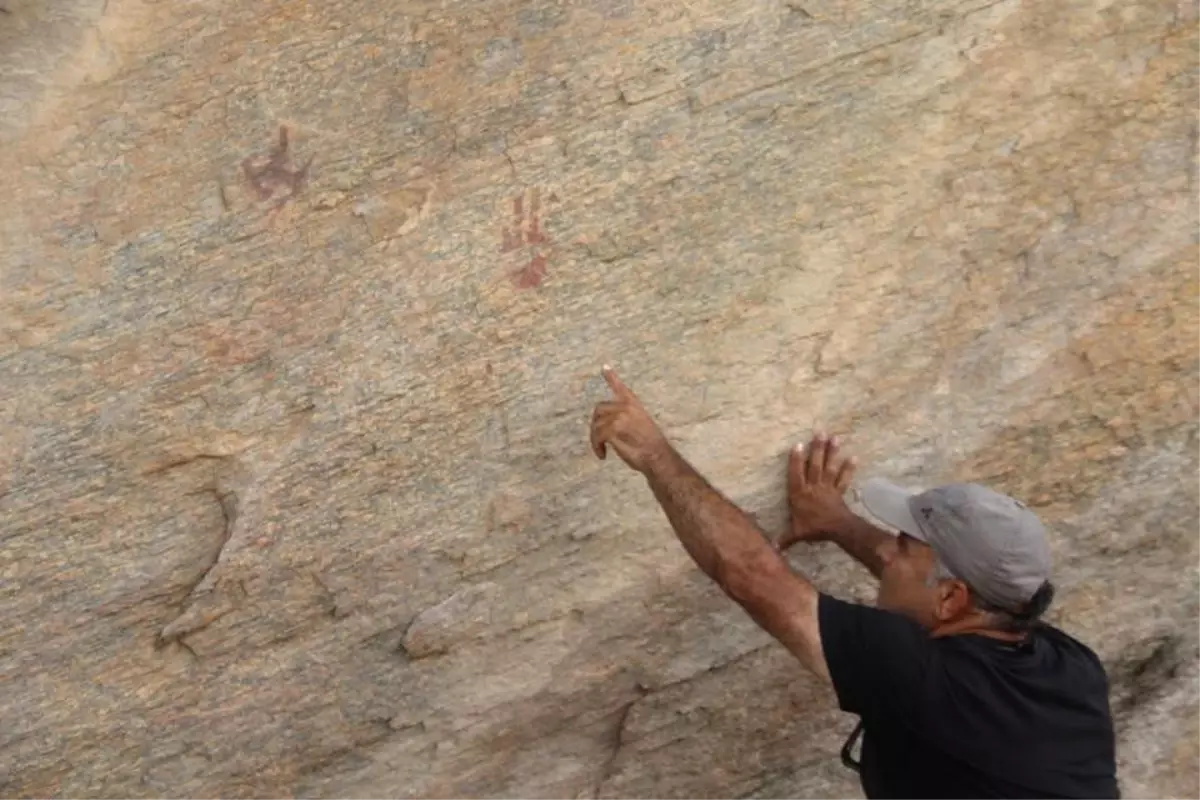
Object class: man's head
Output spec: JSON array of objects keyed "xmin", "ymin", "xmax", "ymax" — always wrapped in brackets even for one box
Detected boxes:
[{"xmin": 860, "ymin": 479, "xmax": 1055, "ymax": 635}]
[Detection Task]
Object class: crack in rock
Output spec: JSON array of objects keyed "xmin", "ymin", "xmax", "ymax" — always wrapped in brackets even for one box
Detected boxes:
[
  {"xmin": 158, "ymin": 488, "xmax": 239, "ymax": 644},
  {"xmin": 152, "ymin": 413, "xmax": 315, "ymax": 647},
  {"xmin": 1116, "ymin": 633, "xmax": 1195, "ymax": 713},
  {"xmin": 592, "ymin": 685, "xmax": 648, "ymax": 798},
  {"xmin": 141, "ymin": 452, "xmax": 232, "ymax": 476},
  {"xmin": 310, "ymin": 571, "xmax": 347, "ymax": 620},
  {"xmin": 783, "ymin": 3, "xmax": 813, "ymax": 20}
]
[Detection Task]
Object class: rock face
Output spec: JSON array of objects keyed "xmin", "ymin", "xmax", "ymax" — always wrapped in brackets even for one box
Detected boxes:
[{"xmin": 1, "ymin": 0, "xmax": 1196, "ymax": 796}]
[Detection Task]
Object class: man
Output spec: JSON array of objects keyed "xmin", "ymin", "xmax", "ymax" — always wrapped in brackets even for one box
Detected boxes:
[{"xmin": 590, "ymin": 366, "xmax": 1118, "ymax": 798}]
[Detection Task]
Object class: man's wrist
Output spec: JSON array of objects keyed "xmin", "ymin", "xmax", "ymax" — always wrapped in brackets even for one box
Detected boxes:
[
  {"xmin": 640, "ymin": 438, "xmax": 681, "ymax": 476},
  {"xmin": 823, "ymin": 508, "xmax": 864, "ymax": 541},
  {"xmin": 824, "ymin": 511, "xmax": 893, "ymax": 578}
]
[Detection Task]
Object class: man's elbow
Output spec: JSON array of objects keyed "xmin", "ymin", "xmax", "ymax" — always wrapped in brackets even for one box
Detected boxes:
[
  {"xmin": 717, "ymin": 550, "xmax": 793, "ymax": 609},
  {"xmin": 716, "ymin": 551, "xmax": 827, "ymax": 680}
]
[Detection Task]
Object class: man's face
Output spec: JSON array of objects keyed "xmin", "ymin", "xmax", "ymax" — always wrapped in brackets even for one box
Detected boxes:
[{"xmin": 876, "ymin": 533, "xmax": 943, "ymax": 628}]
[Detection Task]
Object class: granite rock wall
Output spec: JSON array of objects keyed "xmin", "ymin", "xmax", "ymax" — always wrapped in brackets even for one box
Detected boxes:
[{"xmin": 1, "ymin": 0, "xmax": 1197, "ymax": 796}]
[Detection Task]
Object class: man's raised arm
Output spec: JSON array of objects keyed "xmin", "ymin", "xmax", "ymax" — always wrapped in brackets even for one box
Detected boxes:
[{"xmin": 591, "ymin": 366, "xmax": 853, "ymax": 682}]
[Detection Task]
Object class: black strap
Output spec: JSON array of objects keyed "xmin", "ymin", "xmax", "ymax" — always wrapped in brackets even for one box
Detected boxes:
[{"xmin": 840, "ymin": 719, "xmax": 864, "ymax": 773}]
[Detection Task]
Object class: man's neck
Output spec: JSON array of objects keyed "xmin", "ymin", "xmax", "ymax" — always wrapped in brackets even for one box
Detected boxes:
[{"xmin": 930, "ymin": 615, "xmax": 1027, "ymax": 643}]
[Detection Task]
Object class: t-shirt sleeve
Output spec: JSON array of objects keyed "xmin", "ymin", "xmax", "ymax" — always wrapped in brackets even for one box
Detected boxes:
[{"xmin": 818, "ymin": 593, "xmax": 934, "ymax": 718}]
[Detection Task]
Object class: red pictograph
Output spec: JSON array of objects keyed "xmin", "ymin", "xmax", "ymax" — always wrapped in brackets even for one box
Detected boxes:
[{"xmin": 500, "ymin": 189, "xmax": 550, "ymax": 288}]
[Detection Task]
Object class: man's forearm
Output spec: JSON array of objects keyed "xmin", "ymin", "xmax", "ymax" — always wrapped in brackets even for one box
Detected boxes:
[
  {"xmin": 825, "ymin": 515, "xmax": 894, "ymax": 579},
  {"xmin": 637, "ymin": 442, "xmax": 829, "ymax": 682},
  {"xmin": 641, "ymin": 446, "xmax": 776, "ymax": 586}
]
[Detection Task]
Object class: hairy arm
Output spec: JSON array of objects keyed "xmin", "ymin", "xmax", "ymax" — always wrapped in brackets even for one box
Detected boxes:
[{"xmin": 642, "ymin": 447, "xmax": 830, "ymax": 682}]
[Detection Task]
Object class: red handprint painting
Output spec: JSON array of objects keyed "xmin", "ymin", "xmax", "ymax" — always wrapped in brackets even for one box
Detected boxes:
[{"xmin": 500, "ymin": 188, "xmax": 551, "ymax": 289}]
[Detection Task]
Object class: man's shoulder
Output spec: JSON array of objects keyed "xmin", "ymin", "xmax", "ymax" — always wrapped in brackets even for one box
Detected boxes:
[
  {"xmin": 930, "ymin": 623, "xmax": 1114, "ymax": 732},
  {"xmin": 1032, "ymin": 623, "xmax": 1111, "ymax": 683},
  {"xmin": 816, "ymin": 593, "xmax": 934, "ymax": 717},
  {"xmin": 818, "ymin": 593, "xmax": 929, "ymax": 646},
  {"xmin": 934, "ymin": 623, "xmax": 1109, "ymax": 682}
]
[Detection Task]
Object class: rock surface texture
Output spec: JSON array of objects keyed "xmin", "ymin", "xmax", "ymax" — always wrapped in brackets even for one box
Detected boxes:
[{"xmin": 1, "ymin": 0, "xmax": 1198, "ymax": 796}]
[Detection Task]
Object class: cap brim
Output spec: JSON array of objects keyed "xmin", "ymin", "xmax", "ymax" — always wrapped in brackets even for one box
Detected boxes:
[{"xmin": 859, "ymin": 478, "xmax": 926, "ymax": 541}]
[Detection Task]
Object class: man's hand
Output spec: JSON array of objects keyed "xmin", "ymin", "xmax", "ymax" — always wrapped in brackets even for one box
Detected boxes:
[
  {"xmin": 590, "ymin": 366, "xmax": 672, "ymax": 473},
  {"xmin": 779, "ymin": 433, "xmax": 857, "ymax": 550},
  {"xmin": 589, "ymin": 368, "xmax": 831, "ymax": 682}
]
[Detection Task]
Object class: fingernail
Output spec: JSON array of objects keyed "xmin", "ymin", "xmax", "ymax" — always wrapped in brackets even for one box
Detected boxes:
[
  {"xmin": 831, "ymin": 435, "xmax": 840, "ymax": 447},
  {"xmin": 794, "ymin": 442, "xmax": 805, "ymax": 453},
  {"xmin": 602, "ymin": 363, "xmax": 612, "ymax": 371}
]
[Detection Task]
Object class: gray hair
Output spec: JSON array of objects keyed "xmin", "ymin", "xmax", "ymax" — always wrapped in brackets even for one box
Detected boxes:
[
  {"xmin": 924, "ymin": 554, "xmax": 955, "ymax": 587},
  {"xmin": 924, "ymin": 554, "xmax": 1054, "ymax": 631}
]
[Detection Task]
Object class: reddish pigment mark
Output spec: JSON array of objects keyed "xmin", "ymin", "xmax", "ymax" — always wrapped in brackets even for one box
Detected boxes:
[
  {"xmin": 512, "ymin": 253, "xmax": 547, "ymax": 288},
  {"xmin": 242, "ymin": 125, "xmax": 313, "ymax": 210},
  {"xmin": 526, "ymin": 192, "xmax": 547, "ymax": 245},
  {"xmin": 500, "ymin": 197, "xmax": 519, "ymax": 251},
  {"xmin": 500, "ymin": 188, "xmax": 552, "ymax": 289}
]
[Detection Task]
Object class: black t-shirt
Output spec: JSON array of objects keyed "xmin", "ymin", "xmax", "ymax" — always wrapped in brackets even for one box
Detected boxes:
[{"xmin": 818, "ymin": 593, "xmax": 1118, "ymax": 799}]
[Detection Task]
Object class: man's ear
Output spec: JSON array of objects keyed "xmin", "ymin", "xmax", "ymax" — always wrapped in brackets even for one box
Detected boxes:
[{"xmin": 935, "ymin": 579, "xmax": 972, "ymax": 621}]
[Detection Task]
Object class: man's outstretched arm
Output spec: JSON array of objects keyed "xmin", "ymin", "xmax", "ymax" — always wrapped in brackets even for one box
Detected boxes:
[
  {"xmin": 591, "ymin": 367, "xmax": 851, "ymax": 682},
  {"xmin": 641, "ymin": 444, "xmax": 830, "ymax": 680}
]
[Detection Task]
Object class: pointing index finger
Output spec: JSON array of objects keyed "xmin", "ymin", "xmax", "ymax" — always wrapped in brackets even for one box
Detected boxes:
[{"xmin": 602, "ymin": 364, "xmax": 635, "ymax": 401}]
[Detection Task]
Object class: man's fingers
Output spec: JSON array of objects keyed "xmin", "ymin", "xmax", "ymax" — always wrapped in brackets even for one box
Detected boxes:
[
  {"xmin": 835, "ymin": 455, "xmax": 857, "ymax": 491},
  {"xmin": 591, "ymin": 405, "xmax": 621, "ymax": 434},
  {"xmin": 604, "ymin": 436, "xmax": 637, "ymax": 466},
  {"xmin": 590, "ymin": 425, "xmax": 607, "ymax": 459},
  {"xmin": 602, "ymin": 365, "xmax": 636, "ymax": 402},
  {"xmin": 824, "ymin": 435, "xmax": 855, "ymax": 490},
  {"xmin": 591, "ymin": 418, "xmax": 616, "ymax": 460},
  {"xmin": 789, "ymin": 442, "xmax": 808, "ymax": 489},
  {"xmin": 590, "ymin": 410, "xmax": 640, "ymax": 468},
  {"xmin": 805, "ymin": 432, "xmax": 828, "ymax": 483},
  {"xmin": 592, "ymin": 401, "xmax": 623, "ymax": 418},
  {"xmin": 590, "ymin": 404, "xmax": 618, "ymax": 459}
]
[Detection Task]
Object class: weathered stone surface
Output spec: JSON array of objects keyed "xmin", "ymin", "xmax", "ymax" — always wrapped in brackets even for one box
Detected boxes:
[{"xmin": 0, "ymin": 0, "xmax": 1196, "ymax": 796}]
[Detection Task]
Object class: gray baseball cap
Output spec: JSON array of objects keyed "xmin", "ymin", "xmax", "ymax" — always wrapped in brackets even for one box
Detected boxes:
[{"xmin": 859, "ymin": 478, "xmax": 1052, "ymax": 613}]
